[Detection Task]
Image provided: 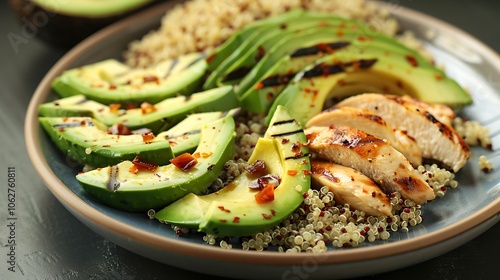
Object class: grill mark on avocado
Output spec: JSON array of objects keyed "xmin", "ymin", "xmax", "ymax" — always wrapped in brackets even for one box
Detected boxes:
[
  {"xmin": 223, "ymin": 67, "xmax": 252, "ymax": 82},
  {"xmin": 285, "ymin": 153, "xmax": 311, "ymax": 161},
  {"xmin": 163, "ymin": 57, "xmax": 179, "ymax": 78},
  {"xmin": 53, "ymin": 120, "xmax": 94, "ymax": 129},
  {"xmin": 258, "ymin": 73, "xmax": 296, "ymax": 88},
  {"xmin": 271, "ymin": 119, "xmax": 296, "ymax": 125},
  {"xmin": 166, "ymin": 129, "xmax": 201, "ymax": 139},
  {"xmin": 290, "ymin": 41, "xmax": 351, "ymax": 57},
  {"xmin": 76, "ymin": 98, "xmax": 89, "ymax": 105},
  {"xmin": 270, "ymin": 129, "xmax": 303, "ymax": 138},
  {"xmin": 303, "ymin": 59, "xmax": 377, "ymax": 78},
  {"xmin": 185, "ymin": 53, "xmax": 207, "ymax": 69}
]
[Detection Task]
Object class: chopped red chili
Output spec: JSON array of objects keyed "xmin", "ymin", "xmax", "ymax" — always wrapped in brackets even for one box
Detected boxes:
[
  {"xmin": 109, "ymin": 103, "xmax": 121, "ymax": 113},
  {"xmin": 141, "ymin": 132, "xmax": 155, "ymax": 143},
  {"xmin": 170, "ymin": 153, "xmax": 198, "ymax": 172},
  {"xmin": 140, "ymin": 102, "xmax": 156, "ymax": 114},
  {"xmin": 255, "ymin": 184, "xmax": 275, "ymax": 203},
  {"xmin": 129, "ymin": 155, "xmax": 158, "ymax": 174}
]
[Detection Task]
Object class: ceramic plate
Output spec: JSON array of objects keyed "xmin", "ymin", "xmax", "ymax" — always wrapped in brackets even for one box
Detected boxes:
[{"xmin": 25, "ymin": 1, "xmax": 500, "ymax": 279}]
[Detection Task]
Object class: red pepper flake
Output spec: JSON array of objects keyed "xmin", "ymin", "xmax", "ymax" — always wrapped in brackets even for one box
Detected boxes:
[
  {"xmin": 405, "ymin": 54, "xmax": 419, "ymax": 67},
  {"xmin": 232, "ymin": 217, "xmax": 240, "ymax": 223},
  {"xmin": 125, "ymin": 104, "xmax": 138, "ymax": 110},
  {"xmin": 255, "ymin": 184, "xmax": 275, "ymax": 203},
  {"xmin": 244, "ymin": 160, "xmax": 267, "ymax": 175},
  {"xmin": 262, "ymin": 213, "xmax": 273, "ymax": 219},
  {"xmin": 303, "ymin": 170, "xmax": 312, "ymax": 176},
  {"xmin": 129, "ymin": 155, "xmax": 158, "ymax": 174},
  {"xmin": 219, "ymin": 219, "xmax": 227, "ymax": 223},
  {"xmin": 108, "ymin": 103, "xmax": 122, "ymax": 113},
  {"xmin": 143, "ymin": 75, "xmax": 159, "ymax": 84},
  {"xmin": 254, "ymin": 82, "xmax": 264, "ymax": 90},
  {"xmin": 109, "ymin": 84, "xmax": 117, "ymax": 90},
  {"xmin": 206, "ymin": 53, "xmax": 216, "ymax": 63},
  {"xmin": 435, "ymin": 74, "xmax": 444, "ymax": 81},
  {"xmin": 193, "ymin": 152, "xmax": 213, "ymax": 159},
  {"xmin": 287, "ymin": 170, "xmax": 298, "ymax": 176},
  {"xmin": 271, "ymin": 209, "xmax": 276, "ymax": 216},
  {"xmin": 141, "ymin": 131, "xmax": 155, "ymax": 143},
  {"xmin": 255, "ymin": 45, "xmax": 266, "ymax": 61},
  {"xmin": 141, "ymin": 102, "xmax": 156, "ymax": 114},
  {"xmin": 107, "ymin": 123, "xmax": 132, "ymax": 135},
  {"xmin": 218, "ymin": 206, "xmax": 231, "ymax": 213},
  {"xmin": 170, "ymin": 153, "xmax": 198, "ymax": 172}
]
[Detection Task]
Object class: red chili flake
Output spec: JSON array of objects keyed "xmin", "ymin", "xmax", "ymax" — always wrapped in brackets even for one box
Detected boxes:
[
  {"xmin": 218, "ymin": 206, "xmax": 231, "ymax": 213},
  {"xmin": 170, "ymin": 153, "xmax": 198, "ymax": 172},
  {"xmin": 109, "ymin": 84, "xmax": 117, "ymax": 90},
  {"xmin": 271, "ymin": 209, "xmax": 276, "ymax": 216},
  {"xmin": 109, "ymin": 103, "xmax": 121, "ymax": 113},
  {"xmin": 141, "ymin": 102, "xmax": 156, "ymax": 114},
  {"xmin": 232, "ymin": 217, "xmax": 240, "ymax": 223},
  {"xmin": 255, "ymin": 45, "xmax": 266, "ymax": 61},
  {"xmin": 255, "ymin": 184, "xmax": 275, "ymax": 203},
  {"xmin": 143, "ymin": 75, "xmax": 159, "ymax": 84},
  {"xmin": 244, "ymin": 160, "xmax": 267, "ymax": 175},
  {"xmin": 130, "ymin": 155, "xmax": 158, "ymax": 174},
  {"xmin": 281, "ymin": 138, "xmax": 290, "ymax": 144},
  {"xmin": 125, "ymin": 104, "xmax": 138, "ymax": 110},
  {"xmin": 405, "ymin": 54, "xmax": 419, "ymax": 67},
  {"xmin": 206, "ymin": 53, "xmax": 216, "ymax": 63},
  {"xmin": 254, "ymin": 82, "xmax": 264, "ymax": 90},
  {"xmin": 107, "ymin": 123, "xmax": 132, "ymax": 135},
  {"xmin": 303, "ymin": 170, "xmax": 312, "ymax": 176},
  {"xmin": 219, "ymin": 219, "xmax": 227, "ymax": 223},
  {"xmin": 435, "ymin": 74, "xmax": 444, "ymax": 81},
  {"xmin": 141, "ymin": 131, "xmax": 155, "ymax": 143},
  {"xmin": 287, "ymin": 170, "xmax": 298, "ymax": 176},
  {"xmin": 262, "ymin": 213, "xmax": 273, "ymax": 219}
]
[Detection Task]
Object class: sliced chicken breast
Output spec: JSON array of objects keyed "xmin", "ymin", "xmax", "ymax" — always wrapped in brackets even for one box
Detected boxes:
[
  {"xmin": 336, "ymin": 93, "xmax": 470, "ymax": 172},
  {"xmin": 311, "ymin": 160, "xmax": 393, "ymax": 217},
  {"xmin": 306, "ymin": 106, "xmax": 422, "ymax": 166},
  {"xmin": 306, "ymin": 126, "xmax": 435, "ymax": 205}
]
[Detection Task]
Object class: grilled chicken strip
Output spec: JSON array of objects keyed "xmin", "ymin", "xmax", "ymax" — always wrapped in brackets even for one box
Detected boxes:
[
  {"xmin": 336, "ymin": 93, "xmax": 470, "ymax": 172},
  {"xmin": 311, "ymin": 160, "xmax": 392, "ymax": 216},
  {"xmin": 306, "ymin": 106, "xmax": 422, "ymax": 166},
  {"xmin": 306, "ymin": 126, "xmax": 436, "ymax": 205}
]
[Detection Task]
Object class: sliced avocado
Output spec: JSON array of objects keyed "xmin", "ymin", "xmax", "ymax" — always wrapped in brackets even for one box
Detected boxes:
[
  {"xmin": 9, "ymin": 0, "xmax": 155, "ymax": 48},
  {"xmin": 52, "ymin": 52, "xmax": 207, "ymax": 105},
  {"xmin": 155, "ymin": 106, "xmax": 311, "ymax": 236},
  {"xmin": 204, "ymin": 15, "xmax": 366, "ymax": 89},
  {"xmin": 235, "ymin": 28, "xmax": 438, "ymax": 113},
  {"xmin": 267, "ymin": 51, "xmax": 472, "ymax": 127},
  {"xmin": 76, "ymin": 115, "xmax": 236, "ymax": 212},
  {"xmin": 39, "ymin": 117, "xmax": 174, "ymax": 168},
  {"xmin": 38, "ymin": 85, "xmax": 240, "ymax": 133},
  {"xmin": 206, "ymin": 9, "xmax": 308, "ymax": 71},
  {"xmin": 161, "ymin": 109, "xmax": 240, "ymax": 156}
]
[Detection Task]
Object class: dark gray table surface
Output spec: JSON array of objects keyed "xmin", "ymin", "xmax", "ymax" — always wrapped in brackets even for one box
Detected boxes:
[{"xmin": 1, "ymin": 1, "xmax": 499, "ymax": 279}]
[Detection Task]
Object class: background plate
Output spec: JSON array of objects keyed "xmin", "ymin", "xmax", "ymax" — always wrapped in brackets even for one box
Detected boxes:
[{"xmin": 24, "ymin": 1, "xmax": 500, "ymax": 279}]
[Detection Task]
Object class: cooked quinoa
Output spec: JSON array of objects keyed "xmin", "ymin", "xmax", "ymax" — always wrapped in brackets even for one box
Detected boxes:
[{"xmin": 124, "ymin": 0, "xmax": 438, "ymax": 68}]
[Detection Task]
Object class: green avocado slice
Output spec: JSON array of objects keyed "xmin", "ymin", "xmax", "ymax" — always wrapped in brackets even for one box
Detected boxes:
[
  {"xmin": 38, "ymin": 85, "xmax": 240, "ymax": 133},
  {"xmin": 52, "ymin": 52, "xmax": 207, "ymax": 105},
  {"xmin": 204, "ymin": 15, "xmax": 368, "ymax": 89},
  {"xmin": 267, "ymin": 51, "xmax": 472, "ymax": 127},
  {"xmin": 39, "ymin": 117, "xmax": 174, "ymax": 168},
  {"xmin": 155, "ymin": 106, "xmax": 311, "ymax": 236},
  {"xmin": 76, "ymin": 115, "xmax": 236, "ymax": 212}
]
